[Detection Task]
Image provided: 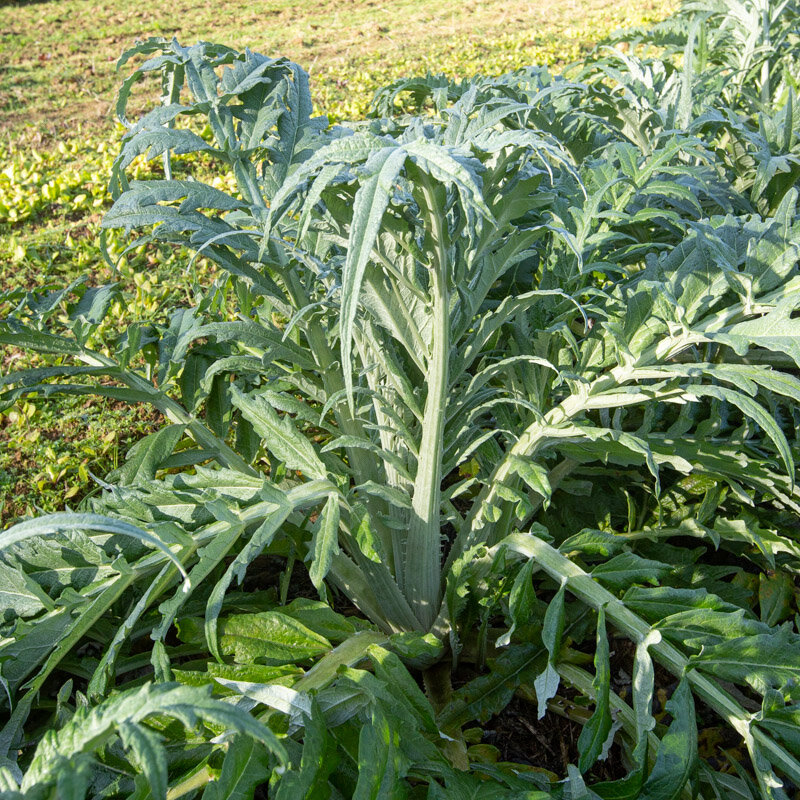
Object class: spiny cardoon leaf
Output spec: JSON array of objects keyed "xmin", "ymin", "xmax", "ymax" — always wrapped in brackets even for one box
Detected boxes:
[
  {"xmin": 352, "ymin": 707, "xmax": 410, "ymax": 800},
  {"xmin": 307, "ymin": 492, "xmax": 341, "ymax": 595},
  {"xmin": 689, "ymin": 627, "xmax": 800, "ymax": 694},
  {"xmin": 0, "ymin": 514, "xmax": 187, "ymax": 581},
  {"xmin": 264, "ymin": 131, "xmax": 391, "ymax": 238},
  {"xmin": 110, "ymin": 179, "xmax": 246, "ymax": 214},
  {"xmin": 710, "ymin": 295, "xmax": 800, "ymax": 367},
  {"xmin": 0, "ymin": 571, "xmax": 141, "ymax": 761},
  {"xmin": 230, "ymin": 385, "xmax": 327, "ymax": 480},
  {"xmin": 119, "ymin": 103, "xmax": 187, "ymax": 138},
  {"xmin": 115, "ymin": 38, "xmax": 180, "ymax": 117},
  {"xmin": 446, "ymin": 98, "xmax": 530, "ymax": 144},
  {"xmin": 356, "ymin": 481, "xmax": 413, "ymax": 511},
  {"xmin": 251, "ymin": 389, "xmax": 336, "ymax": 433},
  {"xmin": 404, "ymin": 139, "xmax": 493, "ymax": 220},
  {"xmin": 0, "ymin": 563, "xmax": 52, "ymax": 619},
  {"xmin": 115, "ymin": 424, "xmax": 186, "ymax": 486},
  {"xmin": 370, "ymin": 73, "xmax": 458, "ymax": 117},
  {"xmin": 759, "ymin": 572, "xmax": 794, "ymax": 627},
  {"xmin": 272, "ymin": 699, "xmax": 335, "ymax": 800},
  {"xmin": 534, "ymin": 581, "xmax": 566, "ymax": 720},
  {"xmin": 756, "ymin": 691, "xmax": 800, "ymax": 756},
  {"xmin": 266, "ymin": 63, "xmax": 317, "ymax": 190},
  {"xmin": 102, "ymin": 201, "xmax": 238, "ymax": 238},
  {"xmin": 321, "ymin": 434, "xmax": 414, "ymax": 482},
  {"xmin": 495, "ymin": 558, "xmax": 537, "ymax": 648},
  {"xmin": 117, "ymin": 722, "xmax": 167, "ymax": 800},
  {"xmin": 218, "ymin": 50, "xmax": 283, "ymax": 99},
  {"xmin": 591, "ymin": 553, "xmax": 672, "ymax": 591},
  {"xmin": 437, "ymin": 642, "xmax": 544, "ymax": 731},
  {"xmin": 0, "ymin": 324, "xmax": 85, "ymax": 357},
  {"xmin": 638, "ymin": 677, "xmax": 698, "ymax": 800},
  {"xmin": 687, "ymin": 383, "xmax": 794, "ymax": 477},
  {"xmin": 203, "ymin": 735, "xmax": 274, "ymax": 800},
  {"xmin": 560, "ymin": 529, "xmax": 629, "ymax": 558},
  {"xmin": 507, "ymin": 456, "xmax": 553, "ymax": 507},
  {"xmin": 632, "ymin": 632, "xmax": 659, "ymax": 767},
  {"xmin": 656, "ymin": 608, "xmax": 770, "ymax": 650},
  {"xmin": 622, "ymin": 586, "xmax": 743, "ymax": 621},
  {"xmin": 205, "ymin": 504, "xmax": 292, "ymax": 662},
  {"xmin": 501, "ymin": 532, "xmax": 800, "ymax": 785},
  {"xmin": 196, "ymin": 321, "xmax": 318, "ymax": 370},
  {"xmin": 20, "ymin": 683, "xmax": 286, "ymax": 793},
  {"xmin": 150, "ymin": 520, "xmax": 244, "ymax": 645},
  {"xmin": 0, "ymin": 764, "xmax": 20, "ymax": 792},
  {"xmin": 340, "ymin": 145, "xmax": 409, "ymax": 408},
  {"xmin": 367, "ymin": 646, "xmax": 438, "ymax": 732},
  {"xmin": 113, "ymin": 128, "xmax": 218, "ymax": 174},
  {"xmin": 454, "ymin": 288, "xmax": 577, "ymax": 375}
]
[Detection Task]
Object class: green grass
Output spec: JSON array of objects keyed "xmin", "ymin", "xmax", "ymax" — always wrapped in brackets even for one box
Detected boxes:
[
  {"xmin": 0, "ymin": 0, "xmax": 674, "ymax": 522},
  {"xmin": 1, "ymin": 0, "xmax": 673, "ymax": 134},
  {"xmin": 0, "ymin": 395, "xmax": 162, "ymax": 519}
]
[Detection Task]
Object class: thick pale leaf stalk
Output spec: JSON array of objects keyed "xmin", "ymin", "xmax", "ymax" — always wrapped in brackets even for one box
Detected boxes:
[
  {"xmin": 502, "ymin": 532, "xmax": 800, "ymax": 787},
  {"xmin": 405, "ymin": 177, "xmax": 451, "ymax": 630}
]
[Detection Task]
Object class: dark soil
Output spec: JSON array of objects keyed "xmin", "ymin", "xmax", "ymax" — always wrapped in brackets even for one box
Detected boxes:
[
  {"xmin": 482, "ymin": 693, "xmax": 629, "ymax": 782},
  {"xmin": 240, "ymin": 553, "xmax": 320, "ymax": 603}
]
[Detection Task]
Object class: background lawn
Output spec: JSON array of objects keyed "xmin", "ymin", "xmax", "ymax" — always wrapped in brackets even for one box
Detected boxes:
[
  {"xmin": 0, "ymin": 0, "xmax": 673, "ymax": 521},
  {"xmin": 1, "ymin": 0, "xmax": 672, "ymax": 133}
]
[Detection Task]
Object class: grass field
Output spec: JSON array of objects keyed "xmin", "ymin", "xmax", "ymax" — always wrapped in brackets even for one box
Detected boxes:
[
  {"xmin": 0, "ymin": 0, "xmax": 674, "ymax": 521},
  {"xmin": 1, "ymin": 0, "xmax": 672, "ymax": 135}
]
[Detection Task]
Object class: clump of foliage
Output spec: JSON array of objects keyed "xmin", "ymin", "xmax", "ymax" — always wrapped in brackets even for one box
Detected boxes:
[
  {"xmin": 2, "ymin": 0, "xmax": 800, "ymax": 797},
  {"xmin": 0, "ymin": 0, "xmax": 671, "ymax": 518}
]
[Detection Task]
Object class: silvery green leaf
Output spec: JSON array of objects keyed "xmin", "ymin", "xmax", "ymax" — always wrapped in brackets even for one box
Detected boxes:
[
  {"xmin": 20, "ymin": 683, "xmax": 286, "ymax": 793},
  {"xmin": 116, "ymin": 424, "xmax": 186, "ymax": 486},
  {"xmin": 639, "ymin": 677, "xmax": 697, "ymax": 800},
  {"xmin": 0, "ymin": 514, "xmax": 187, "ymax": 581},
  {"xmin": 622, "ymin": 586, "xmax": 741, "ymax": 621},
  {"xmin": 118, "ymin": 722, "xmax": 168, "ymax": 800},
  {"xmin": 230, "ymin": 385, "xmax": 326, "ymax": 480},
  {"xmin": 577, "ymin": 607, "xmax": 613, "ymax": 772},
  {"xmin": 273, "ymin": 699, "xmax": 334, "ymax": 799},
  {"xmin": 214, "ymin": 679, "xmax": 311, "ymax": 727},
  {"xmin": 710, "ymin": 295, "xmax": 800, "ymax": 368},
  {"xmin": 632, "ymin": 633, "xmax": 658, "ymax": 767},
  {"xmin": 0, "ymin": 563, "xmax": 53, "ymax": 619},
  {"xmin": 534, "ymin": 581, "xmax": 566, "ymax": 719},
  {"xmin": 307, "ymin": 493, "xmax": 340, "ymax": 594},
  {"xmin": 592, "ymin": 553, "xmax": 672, "ymax": 591},
  {"xmin": 340, "ymin": 145, "xmax": 409, "ymax": 407},
  {"xmin": 690, "ymin": 627, "xmax": 800, "ymax": 694},
  {"xmin": 437, "ymin": 642, "xmax": 544, "ymax": 731},
  {"xmin": 496, "ymin": 558, "xmax": 536, "ymax": 648},
  {"xmin": 352, "ymin": 707, "xmax": 408, "ymax": 800},
  {"xmin": 202, "ymin": 735, "xmax": 273, "ymax": 800},
  {"xmin": 533, "ymin": 664, "xmax": 561, "ymax": 723}
]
